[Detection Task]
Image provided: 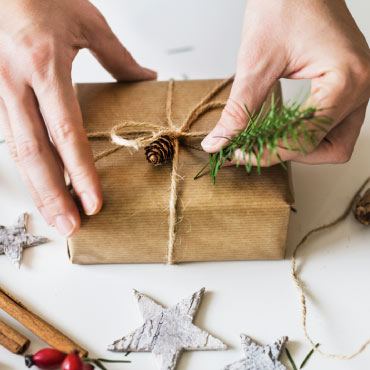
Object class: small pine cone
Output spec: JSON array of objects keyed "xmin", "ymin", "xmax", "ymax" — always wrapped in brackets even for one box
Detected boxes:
[
  {"xmin": 354, "ymin": 188, "xmax": 370, "ymax": 226},
  {"xmin": 145, "ymin": 135, "xmax": 174, "ymax": 165}
]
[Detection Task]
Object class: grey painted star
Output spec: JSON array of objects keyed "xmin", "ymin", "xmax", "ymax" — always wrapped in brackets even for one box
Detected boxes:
[
  {"xmin": 0, "ymin": 213, "xmax": 48, "ymax": 268},
  {"xmin": 108, "ymin": 288, "xmax": 227, "ymax": 370},
  {"xmin": 224, "ymin": 335, "xmax": 288, "ymax": 370}
]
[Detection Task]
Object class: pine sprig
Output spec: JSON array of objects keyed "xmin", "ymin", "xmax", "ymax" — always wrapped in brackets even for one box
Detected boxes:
[
  {"xmin": 285, "ymin": 343, "xmax": 320, "ymax": 369},
  {"xmin": 196, "ymin": 98, "xmax": 330, "ymax": 183}
]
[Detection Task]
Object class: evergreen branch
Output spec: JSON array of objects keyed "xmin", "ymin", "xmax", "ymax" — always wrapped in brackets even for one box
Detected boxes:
[{"xmin": 197, "ymin": 98, "xmax": 331, "ymax": 183}]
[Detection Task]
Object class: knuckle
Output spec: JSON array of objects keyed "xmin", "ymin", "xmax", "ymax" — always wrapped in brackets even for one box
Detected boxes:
[
  {"xmin": 94, "ymin": 11, "xmax": 109, "ymax": 28},
  {"xmin": 19, "ymin": 35, "xmax": 57, "ymax": 82},
  {"xmin": 16, "ymin": 138, "xmax": 43, "ymax": 163},
  {"xmin": 83, "ymin": 6, "xmax": 111, "ymax": 42},
  {"xmin": 69, "ymin": 165, "xmax": 91, "ymax": 186},
  {"xmin": 25, "ymin": 38, "xmax": 54, "ymax": 69},
  {"xmin": 90, "ymin": 7, "xmax": 110, "ymax": 31},
  {"xmin": 0, "ymin": 65, "xmax": 17, "ymax": 94},
  {"xmin": 332, "ymin": 69, "xmax": 352, "ymax": 95},
  {"xmin": 337, "ymin": 54, "xmax": 370, "ymax": 96},
  {"xmin": 349, "ymin": 55, "xmax": 370, "ymax": 78},
  {"xmin": 331, "ymin": 146, "xmax": 352, "ymax": 164},
  {"xmin": 222, "ymin": 98, "xmax": 248, "ymax": 130},
  {"xmin": 0, "ymin": 64, "xmax": 11, "ymax": 83},
  {"xmin": 352, "ymin": 56, "xmax": 370, "ymax": 93},
  {"xmin": 40, "ymin": 190, "xmax": 64, "ymax": 208},
  {"xmin": 7, "ymin": 140, "xmax": 19, "ymax": 161},
  {"xmin": 51, "ymin": 120, "xmax": 78, "ymax": 145}
]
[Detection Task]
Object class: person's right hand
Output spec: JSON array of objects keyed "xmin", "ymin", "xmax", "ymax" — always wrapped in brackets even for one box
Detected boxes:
[
  {"xmin": 0, "ymin": 0, "xmax": 156, "ymax": 236},
  {"xmin": 202, "ymin": 0, "xmax": 370, "ymax": 167}
]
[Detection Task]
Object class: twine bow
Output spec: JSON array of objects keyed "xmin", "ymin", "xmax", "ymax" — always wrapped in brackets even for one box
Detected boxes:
[{"xmin": 87, "ymin": 77, "xmax": 233, "ymax": 264}]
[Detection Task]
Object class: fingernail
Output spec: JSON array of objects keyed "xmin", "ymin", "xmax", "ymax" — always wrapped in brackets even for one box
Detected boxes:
[
  {"xmin": 143, "ymin": 67, "xmax": 157, "ymax": 79},
  {"xmin": 201, "ymin": 135, "xmax": 221, "ymax": 150},
  {"xmin": 81, "ymin": 192, "xmax": 98, "ymax": 215},
  {"xmin": 201, "ymin": 126, "xmax": 224, "ymax": 150},
  {"xmin": 55, "ymin": 215, "xmax": 74, "ymax": 236}
]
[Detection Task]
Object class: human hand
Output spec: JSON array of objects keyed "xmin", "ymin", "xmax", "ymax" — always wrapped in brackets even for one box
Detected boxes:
[
  {"xmin": 0, "ymin": 0, "xmax": 156, "ymax": 236},
  {"xmin": 202, "ymin": 0, "xmax": 370, "ymax": 166}
]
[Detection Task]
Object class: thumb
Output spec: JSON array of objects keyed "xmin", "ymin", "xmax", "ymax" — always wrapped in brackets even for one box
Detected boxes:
[
  {"xmin": 201, "ymin": 67, "xmax": 278, "ymax": 153},
  {"xmin": 84, "ymin": 13, "xmax": 156, "ymax": 81},
  {"xmin": 306, "ymin": 67, "xmax": 368, "ymax": 129}
]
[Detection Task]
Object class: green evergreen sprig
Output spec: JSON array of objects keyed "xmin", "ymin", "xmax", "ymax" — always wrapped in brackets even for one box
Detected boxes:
[
  {"xmin": 195, "ymin": 98, "xmax": 330, "ymax": 183},
  {"xmin": 285, "ymin": 343, "xmax": 320, "ymax": 369}
]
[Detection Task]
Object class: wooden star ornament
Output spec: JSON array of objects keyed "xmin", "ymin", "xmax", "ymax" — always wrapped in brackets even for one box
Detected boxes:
[
  {"xmin": 0, "ymin": 214, "xmax": 48, "ymax": 268},
  {"xmin": 224, "ymin": 334, "xmax": 288, "ymax": 370},
  {"xmin": 108, "ymin": 288, "xmax": 227, "ymax": 370}
]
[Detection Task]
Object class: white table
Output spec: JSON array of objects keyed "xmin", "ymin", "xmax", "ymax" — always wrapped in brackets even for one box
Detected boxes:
[{"xmin": 0, "ymin": 1, "xmax": 369, "ymax": 369}]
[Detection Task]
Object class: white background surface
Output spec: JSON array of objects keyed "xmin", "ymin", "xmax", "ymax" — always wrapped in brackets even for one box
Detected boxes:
[{"xmin": 0, "ymin": 1, "xmax": 369, "ymax": 369}]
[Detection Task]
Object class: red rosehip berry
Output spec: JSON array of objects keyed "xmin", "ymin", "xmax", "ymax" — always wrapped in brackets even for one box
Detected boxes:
[
  {"xmin": 25, "ymin": 348, "xmax": 67, "ymax": 369},
  {"xmin": 61, "ymin": 351, "xmax": 84, "ymax": 370},
  {"xmin": 82, "ymin": 363, "xmax": 94, "ymax": 370}
]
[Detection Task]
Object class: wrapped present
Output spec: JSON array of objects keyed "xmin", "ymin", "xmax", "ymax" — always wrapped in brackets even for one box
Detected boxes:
[{"xmin": 68, "ymin": 78, "xmax": 294, "ymax": 264}]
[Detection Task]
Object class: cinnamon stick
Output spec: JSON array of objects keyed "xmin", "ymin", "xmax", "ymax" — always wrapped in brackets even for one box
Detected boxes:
[
  {"xmin": 0, "ymin": 286, "xmax": 88, "ymax": 357},
  {"xmin": 0, "ymin": 319, "xmax": 30, "ymax": 354}
]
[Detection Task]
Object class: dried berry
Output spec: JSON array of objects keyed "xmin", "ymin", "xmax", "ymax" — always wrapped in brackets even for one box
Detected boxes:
[
  {"xmin": 61, "ymin": 351, "xmax": 84, "ymax": 370},
  {"xmin": 82, "ymin": 363, "xmax": 94, "ymax": 370},
  {"xmin": 25, "ymin": 348, "xmax": 66, "ymax": 369}
]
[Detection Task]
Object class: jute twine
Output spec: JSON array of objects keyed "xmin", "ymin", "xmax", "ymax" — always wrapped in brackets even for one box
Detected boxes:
[
  {"xmin": 87, "ymin": 77, "xmax": 233, "ymax": 264},
  {"xmin": 292, "ymin": 176, "xmax": 370, "ymax": 359}
]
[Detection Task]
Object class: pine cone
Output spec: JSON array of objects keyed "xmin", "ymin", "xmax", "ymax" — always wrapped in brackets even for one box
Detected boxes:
[
  {"xmin": 354, "ymin": 188, "xmax": 370, "ymax": 226},
  {"xmin": 145, "ymin": 135, "xmax": 174, "ymax": 165}
]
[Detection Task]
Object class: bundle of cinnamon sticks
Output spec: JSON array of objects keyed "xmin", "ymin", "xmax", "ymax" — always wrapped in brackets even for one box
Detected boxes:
[{"xmin": 0, "ymin": 286, "xmax": 87, "ymax": 356}]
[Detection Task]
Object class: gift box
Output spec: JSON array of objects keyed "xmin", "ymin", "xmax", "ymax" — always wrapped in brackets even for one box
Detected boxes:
[{"xmin": 68, "ymin": 78, "xmax": 294, "ymax": 264}]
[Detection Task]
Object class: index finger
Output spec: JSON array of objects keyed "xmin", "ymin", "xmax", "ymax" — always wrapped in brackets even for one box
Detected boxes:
[{"xmin": 32, "ymin": 66, "xmax": 103, "ymax": 216}]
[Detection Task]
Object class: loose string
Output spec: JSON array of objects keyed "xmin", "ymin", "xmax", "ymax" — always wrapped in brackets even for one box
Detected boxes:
[
  {"xmin": 87, "ymin": 77, "xmax": 233, "ymax": 263},
  {"xmin": 292, "ymin": 176, "xmax": 370, "ymax": 359}
]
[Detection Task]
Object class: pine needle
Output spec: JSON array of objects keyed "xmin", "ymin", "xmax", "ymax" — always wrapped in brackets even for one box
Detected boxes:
[
  {"xmin": 197, "ymin": 99, "xmax": 330, "ymax": 183},
  {"xmin": 91, "ymin": 359, "xmax": 108, "ymax": 370},
  {"xmin": 285, "ymin": 348, "xmax": 298, "ymax": 370},
  {"xmin": 299, "ymin": 343, "xmax": 320, "ymax": 369},
  {"xmin": 284, "ymin": 343, "xmax": 320, "ymax": 370},
  {"xmin": 96, "ymin": 358, "xmax": 131, "ymax": 363}
]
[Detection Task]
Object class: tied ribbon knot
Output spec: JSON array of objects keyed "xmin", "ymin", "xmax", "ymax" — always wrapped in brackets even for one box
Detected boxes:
[{"xmin": 87, "ymin": 77, "xmax": 233, "ymax": 264}]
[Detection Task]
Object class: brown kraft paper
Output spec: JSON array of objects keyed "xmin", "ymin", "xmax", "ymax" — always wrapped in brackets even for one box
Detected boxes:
[{"xmin": 68, "ymin": 79, "xmax": 294, "ymax": 264}]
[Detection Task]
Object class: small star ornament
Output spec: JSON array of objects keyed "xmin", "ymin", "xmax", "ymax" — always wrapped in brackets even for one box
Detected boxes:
[
  {"xmin": 108, "ymin": 288, "xmax": 227, "ymax": 370},
  {"xmin": 0, "ymin": 213, "xmax": 48, "ymax": 268},
  {"xmin": 224, "ymin": 334, "xmax": 288, "ymax": 370}
]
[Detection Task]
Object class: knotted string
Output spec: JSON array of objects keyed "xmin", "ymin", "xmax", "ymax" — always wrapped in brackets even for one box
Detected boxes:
[
  {"xmin": 87, "ymin": 77, "xmax": 233, "ymax": 264},
  {"xmin": 292, "ymin": 177, "xmax": 370, "ymax": 360}
]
